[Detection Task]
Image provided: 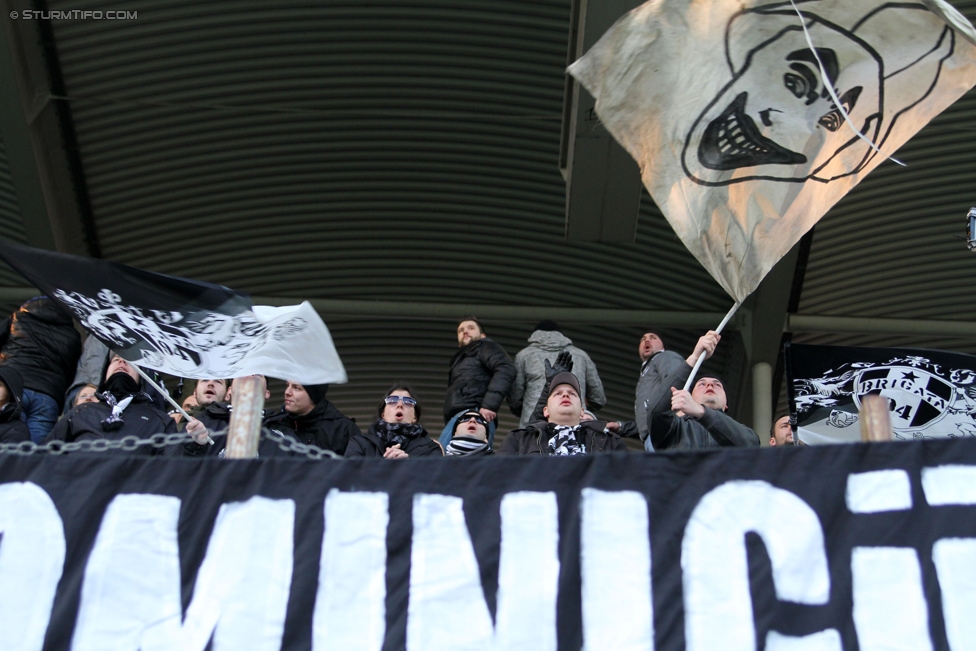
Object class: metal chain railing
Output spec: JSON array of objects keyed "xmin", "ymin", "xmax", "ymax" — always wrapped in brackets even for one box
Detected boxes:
[{"xmin": 0, "ymin": 428, "xmax": 343, "ymax": 460}]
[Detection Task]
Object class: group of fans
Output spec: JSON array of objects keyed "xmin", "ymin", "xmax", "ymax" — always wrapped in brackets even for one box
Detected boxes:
[{"xmin": 0, "ymin": 298, "xmax": 793, "ymax": 458}]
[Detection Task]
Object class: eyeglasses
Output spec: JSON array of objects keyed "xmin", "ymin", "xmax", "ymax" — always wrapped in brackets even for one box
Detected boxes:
[
  {"xmin": 458, "ymin": 413, "xmax": 487, "ymax": 426},
  {"xmin": 384, "ymin": 395, "xmax": 417, "ymax": 407}
]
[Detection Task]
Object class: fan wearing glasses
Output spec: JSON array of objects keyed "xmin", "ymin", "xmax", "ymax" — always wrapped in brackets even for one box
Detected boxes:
[
  {"xmin": 345, "ymin": 385, "xmax": 443, "ymax": 458},
  {"xmin": 444, "ymin": 410, "xmax": 494, "ymax": 457}
]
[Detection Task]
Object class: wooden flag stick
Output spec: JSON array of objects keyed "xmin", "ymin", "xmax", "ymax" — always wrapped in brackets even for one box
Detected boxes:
[
  {"xmin": 860, "ymin": 394, "xmax": 893, "ymax": 442},
  {"xmin": 682, "ymin": 301, "xmax": 741, "ymax": 392},
  {"xmin": 225, "ymin": 376, "xmax": 264, "ymax": 459}
]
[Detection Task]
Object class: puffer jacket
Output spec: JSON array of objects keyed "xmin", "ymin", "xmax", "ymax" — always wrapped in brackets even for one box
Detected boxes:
[
  {"xmin": 509, "ymin": 330, "xmax": 606, "ymax": 427},
  {"xmin": 267, "ymin": 398, "xmax": 359, "ymax": 456},
  {"xmin": 444, "ymin": 338, "xmax": 516, "ymax": 422},
  {"xmin": 0, "ymin": 297, "xmax": 81, "ymax": 408},
  {"xmin": 173, "ymin": 402, "xmax": 300, "ymax": 459},
  {"xmin": 345, "ymin": 421, "xmax": 443, "ymax": 458},
  {"xmin": 500, "ymin": 420, "xmax": 628, "ymax": 455}
]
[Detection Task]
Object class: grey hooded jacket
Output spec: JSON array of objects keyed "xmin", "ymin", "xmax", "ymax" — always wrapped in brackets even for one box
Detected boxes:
[{"xmin": 509, "ymin": 330, "xmax": 606, "ymax": 427}]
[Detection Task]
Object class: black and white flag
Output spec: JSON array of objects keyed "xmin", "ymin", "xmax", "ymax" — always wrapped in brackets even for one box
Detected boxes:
[
  {"xmin": 786, "ymin": 342, "xmax": 976, "ymax": 444},
  {"xmin": 0, "ymin": 241, "xmax": 346, "ymax": 384}
]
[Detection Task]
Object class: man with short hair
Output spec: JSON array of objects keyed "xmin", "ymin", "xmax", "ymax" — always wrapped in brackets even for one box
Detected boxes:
[
  {"xmin": 501, "ymin": 372, "xmax": 627, "ymax": 455},
  {"xmin": 440, "ymin": 316, "xmax": 516, "ymax": 449},
  {"xmin": 769, "ymin": 413, "xmax": 795, "ymax": 447},
  {"xmin": 649, "ymin": 375, "xmax": 760, "ymax": 450},
  {"xmin": 620, "ymin": 330, "xmax": 721, "ymax": 451},
  {"xmin": 509, "ymin": 320, "xmax": 606, "ymax": 427},
  {"xmin": 177, "ymin": 374, "xmax": 299, "ymax": 458}
]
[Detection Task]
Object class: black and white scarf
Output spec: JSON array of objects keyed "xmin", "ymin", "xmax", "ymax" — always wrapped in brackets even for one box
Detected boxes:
[
  {"xmin": 547, "ymin": 424, "xmax": 587, "ymax": 456},
  {"xmin": 445, "ymin": 436, "xmax": 490, "ymax": 456},
  {"xmin": 97, "ymin": 392, "xmax": 134, "ymax": 432},
  {"xmin": 374, "ymin": 420, "xmax": 424, "ymax": 448}
]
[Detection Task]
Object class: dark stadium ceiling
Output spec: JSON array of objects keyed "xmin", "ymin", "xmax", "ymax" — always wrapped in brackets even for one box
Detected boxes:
[{"xmin": 1, "ymin": 0, "xmax": 975, "ymax": 440}]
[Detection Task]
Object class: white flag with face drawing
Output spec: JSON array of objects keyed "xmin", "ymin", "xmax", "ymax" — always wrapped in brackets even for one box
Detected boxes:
[{"xmin": 568, "ymin": 0, "xmax": 976, "ymax": 302}]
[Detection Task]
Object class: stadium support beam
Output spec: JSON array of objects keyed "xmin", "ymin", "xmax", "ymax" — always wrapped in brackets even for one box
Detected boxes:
[
  {"xmin": 0, "ymin": 1, "xmax": 97, "ymax": 256},
  {"xmin": 559, "ymin": 0, "xmax": 644, "ymax": 243}
]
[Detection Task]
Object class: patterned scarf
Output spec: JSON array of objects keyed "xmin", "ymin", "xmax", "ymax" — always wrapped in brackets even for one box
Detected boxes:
[
  {"xmin": 445, "ymin": 436, "xmax": 490, "ymax": 456},
  {"xmin": 97, "ymin": 392, "xmax": 134, "ymax": 432},
  {"xmin": 374, "ymin": 420, "xmax": 424, "ymax": 448},
  {"xmin": 547, "ymin": 424, "xmax": 587, "ymax": 456}
]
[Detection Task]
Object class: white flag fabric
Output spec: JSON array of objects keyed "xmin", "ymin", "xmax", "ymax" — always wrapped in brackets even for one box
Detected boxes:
[
  {"xmin": 0, "ymin": 240, "xmax": 347, "ymax": 385},
  {"xmin": 569, "ymin": 0, "xmax": 976, "ymax": 302}
]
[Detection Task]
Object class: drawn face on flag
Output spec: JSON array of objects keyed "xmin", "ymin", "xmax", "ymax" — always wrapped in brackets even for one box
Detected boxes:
[
  {"xmin": 683, "ymin": 16, "xmax": 884, "ymax": 185},
  {"xmin": 568, "ymin": 0, "xmax": 976, "ymax": 303}
]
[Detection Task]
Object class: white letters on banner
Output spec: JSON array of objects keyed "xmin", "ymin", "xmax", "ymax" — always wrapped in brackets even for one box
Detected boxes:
[
  {"xmin": 580, "ymin": 489, "xmax": 653, "ymax": 651},
  {"xmin": 5, "ymin": 463, "xmax": 976, "ymax": 649},
  {"xmin": 682, "ymin": 480, "xmax": 837, "ymax": 651},
  {"xmin": 313, "ymin": 490, "xmax": 390, "ymax": 651},
  {"xmin": 71, "ymin": 494, "xmax": 295, "ymax": 651},
  {"xmin": 406, "ymin": 492, "xmax": 560, "ymax": 651},
  {"xmin": 0, "ymin": 482, "xmax": 65, "ymax": 651}
]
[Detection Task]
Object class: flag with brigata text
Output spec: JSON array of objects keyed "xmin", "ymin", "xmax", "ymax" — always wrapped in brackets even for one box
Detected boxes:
[
  {"xmin": 568, "ymin": 0, "xmax": 976, "ymax": 302},
  {"xmin": 0, "ymin": 240, "xmax": 346, "ymax": 384},
  {"xmin": 786, "ymin": 342, "xmax": 976, "ymax": 445},
  {"xmin": 3, "ymin": 440, "xmax": 976, "ymax": 649}
]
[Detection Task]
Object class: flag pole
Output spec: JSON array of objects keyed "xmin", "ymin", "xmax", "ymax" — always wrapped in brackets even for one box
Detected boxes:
[
  {"xmin": 681, "ymin": 302, "xmax": 741, "ymax": 392},
  {"xmin": 129, "ymin": 362, "xmax": 214, "ymax": 445}
]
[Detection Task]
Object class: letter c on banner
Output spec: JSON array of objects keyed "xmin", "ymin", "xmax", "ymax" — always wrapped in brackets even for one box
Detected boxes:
[
  {"xmin": 0, "ymin": 482, "xmax": 65, "ymax": 651},
  {"xmin": 682, "ymin": 480, "xmax": 840, "ymax": 651}
]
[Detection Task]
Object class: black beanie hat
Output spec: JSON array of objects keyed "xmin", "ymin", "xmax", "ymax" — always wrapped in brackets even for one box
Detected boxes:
[
  {"xmin": 534, "ymin": 320, "xmax": 559, "ymax": 332},
  {"xmin": 304, "ymin": 383, "xmax": 329, "ymax": 405}
]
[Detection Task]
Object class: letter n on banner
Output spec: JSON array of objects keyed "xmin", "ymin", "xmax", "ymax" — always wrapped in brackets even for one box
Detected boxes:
[{"xmin": 407, "ymin": 492, "xmax": 559, "ymax": 651}]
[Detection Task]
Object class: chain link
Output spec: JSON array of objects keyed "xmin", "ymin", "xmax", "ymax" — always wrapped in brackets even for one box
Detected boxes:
[
  {"xmin": 0, "ymin": 432, "xmax": 193, "ymax": 456},
  {"xmin": 262, "ymin": 428, "xmax": 342, "ymax": 460},
  {"xmin": 0, "ymin": 429, "xmax": 344, "ymax": 460}
]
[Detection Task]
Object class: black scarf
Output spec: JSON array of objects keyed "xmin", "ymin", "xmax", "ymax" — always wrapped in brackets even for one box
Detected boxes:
[
  {"xmin": 374, "ymin": 420, "xmax": 424, "ymax": 448},
  {"xmin": 97, "ymin": 373, "xmax": 145, "ymax": 432}
]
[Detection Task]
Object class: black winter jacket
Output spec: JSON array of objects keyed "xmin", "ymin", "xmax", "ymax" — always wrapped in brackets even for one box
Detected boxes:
[
  {"xmin": 500, "ymin": 420, "xmax": 628, "ymax": 455},
  {"xmin": 444, "ymin": 338, "xmax": 516, "ymax": 422},
  {"xmin": 345, "ymin": 422, "xmax": 443, "ymax": 458},
  {"xmin": 649, "ymin": 408, "xmax": 760, "ymax": 450},
  {"xmin": 174, "ymin": 402, "xmax": 299, "ymax": 458},
  {"xmin": 46, "ymin": 392, "xmax": 177, "ymax": 455},
  {"xmin": 267, "ymin": 399, "xmax": 358, "ymax": 456},
  {"xmin": 0, "ymin": 297, "xmax": 81, "ymax": 407}
]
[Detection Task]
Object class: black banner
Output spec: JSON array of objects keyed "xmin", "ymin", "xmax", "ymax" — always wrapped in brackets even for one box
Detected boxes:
[
  {"xmin": 786, "ymin": 343, "xmax": 976, "ymax": 445},
  {"xmin": 3, "ymin": 440, "xmax": 976, "ymax": 650}
]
